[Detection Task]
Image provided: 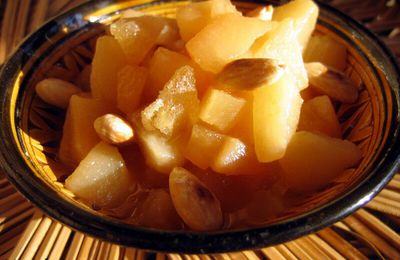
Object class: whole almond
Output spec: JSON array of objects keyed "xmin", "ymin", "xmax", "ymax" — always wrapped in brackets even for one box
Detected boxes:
[
  {"xmin": 306, "ymin": 62, "xmax": 358, "ymax": 103},
  {"xmin": 217, "ymin": 58, "xmax": 285, "ymax": 90},
  {"xmin": 35, "ymin": 78, "xmax": 81, "ymax": 109},
  {"xmin": 94, "ymin": 114, "xmax": 134, "ymax": 145}
]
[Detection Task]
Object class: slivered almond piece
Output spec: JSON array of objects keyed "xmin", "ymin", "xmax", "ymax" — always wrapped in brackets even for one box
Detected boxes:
[
  {"xmin": 306, "ymin": 62, "xmax": 358, "ymax": 103},
  {"xmin": 217, "ymin": 58, "xmax": 285, "ymax": 90},
  {"xmin": 94, "ymin": 114, "xmax": 134, "ymax": 145},
  {"xmin": 35, "ymin": 78, "xmax": 81, "ymax": 109},
  {"xmin": 246, "ymin": 6, "xmax": 274, "ymax": 21}
]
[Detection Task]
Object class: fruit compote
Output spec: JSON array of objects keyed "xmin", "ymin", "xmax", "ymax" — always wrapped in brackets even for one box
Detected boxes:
[{"xmin": 35, "ymin": 0, "xmax": 362, "ymax": 231}]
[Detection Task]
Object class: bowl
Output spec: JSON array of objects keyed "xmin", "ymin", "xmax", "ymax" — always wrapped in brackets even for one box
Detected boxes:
[{"xmin": 0, "ymin": 0, "xmax": 399, "ymax": 254}]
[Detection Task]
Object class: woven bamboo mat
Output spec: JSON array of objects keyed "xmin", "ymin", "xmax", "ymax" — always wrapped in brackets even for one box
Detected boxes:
[{"xmin": 0, "ymin": 0, "xmax": 399, "ymax": 259}]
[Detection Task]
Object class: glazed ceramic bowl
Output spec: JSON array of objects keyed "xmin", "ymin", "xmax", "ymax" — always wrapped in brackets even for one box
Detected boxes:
[{"xmin": 0, "ymin": 0, "xmax": 399, "ymax": 254}]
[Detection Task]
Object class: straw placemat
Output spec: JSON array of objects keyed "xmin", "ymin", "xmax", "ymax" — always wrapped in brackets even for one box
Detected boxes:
[{"xmin": 0, "ymin": 0, "xmax": 399, "ymax": 259}]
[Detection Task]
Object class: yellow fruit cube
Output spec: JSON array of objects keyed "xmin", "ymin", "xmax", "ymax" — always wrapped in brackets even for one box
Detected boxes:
[
  {"xmin": 199, "ymin": 88, "xmax": 246, "ymax": 132},
  {"xmin": 176, "ymin": 0, "xmax": 238, "ymax": 41},
  {"xmin": 141, "ymin": 66, "xmax": 200, "ymax": 138},
  {"xmin": 304, "ymin": 35, "xmax": 347, "ymax": 71},
  {"xmin": 145, "ymin": 47, "xmax": 212, "ymax": 102},
  {"xmin": 253, "ymin": 72, "xmax": 303, "ymax": 162},
  {"xmin": 90, "ymin": 36, "xmax": 126, "ymax": 104},
  {"xmin": 298, "ymin": 95, "xmax": 342, "ymax": 138},
  {"xmin": 211, "ymin": 136, "xmax": 270, "ymax": 175},
  {"xmin": 184, "ymin": 124, "xmax": 226, "ymax": 169},
  {"xmin": 117, "ymin": 65, "xmax": 147, "ymax": 115},
  {"xmin": 110, "ymin": 15, "xmax": 179, "ymax": 64},
  {"xmin": 272, "ymin": 0, "xmax": 318, "ymax": 50},
  {"xmin": 65, "ymin": 142, "xmax": 135, "ymax": 207},
  {"xmin": 145, "ymin": 48, "xmax": 190, "ymax": 102},
  {"xmin": 132, "ymin": 115, "xmax": 185, "ymax": 174},
  {"xmin": 59, "ymin": 95, "xmax": 118, "ymax": 166},
  {"xmin": 187, "ymin": 13, "xmax": 273, "ymax": 73},
  {"xmin": 250, "ymin": 19, "xmax": 308, "ymax": 90},
  {"xmin": 229, "ymin": 91, "xmax": 254, "ymax": 144},
  {"xmin": 280, "ymin": 131, "xmax": 362, "ymax": 192}
]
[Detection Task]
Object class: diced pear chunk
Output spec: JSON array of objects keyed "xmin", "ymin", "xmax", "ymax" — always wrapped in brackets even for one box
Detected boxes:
[
  {"xmin": 199, "ymin": 88, "xmax": 246, "ymax": 132},
  {"xmin": 304, "ymin": 35, "xmax": 347, "ymax": 71},
  {"xmin": 146, "ymin": 48, "xmax": 193, "ymax": 101},
  {"xmin": 298, "ymin": 95, "xmax": 342, "ymax": 138},
  {"xmin": 211, "ymin": 136, "xmax": 270, "ymax": 175},
  {"xmin": 272, "ymin": 0, "xmax": 318, "ymax": 50},
  {"xmin": 187, "ymin": 13, "xmax": 273, "ymax": 73},
  {"xmin": 132, "ymin": 115, "xmax": 185, "ymax": 174},
  {"xmin": 145, "ymin": 47, "xmax": 211, "ymax": 102},
  {"xmin": 176, "ymin": 0, "xmax": 238, "ymax": 41},
  {"xmin": 253, "ymin": 72, "xmax": 303, "ymax": 162},
  {"xmin": 184, "ymin": 124, "xmax": 225, "ymax": 169},
  {"xmin": 110, "ymin": 15, "xmax": 179, "ymax": 64},
  {"xmin": 117, "ymin": 65, "xmax": 147, "ymax": 115},
  {"xmin": 65, "ymin": 142, "xmax": 135, "ymax": 207},
  {"xmin": 91, "ymin": 36, "xmax": 126, "ymax": 104},
  {"xmin": 141, "ymin": 66, "xmax": 200, "ymax": 138},
  {"xmin": 280, "ymin": 131, "xmax": 362, "ymax": 192},
  {"xmin": 250, "ymin": 19, "xmax": 308, "ymax": 90},
  {"xmin": 59, "ymin": 95, "xmax": 118, "ymax": 166},
  {"xmin": 229, "ymin": 91, "xmax": 254, "ymax": 144}
]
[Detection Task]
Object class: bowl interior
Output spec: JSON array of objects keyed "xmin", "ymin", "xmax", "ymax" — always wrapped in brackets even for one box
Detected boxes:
[{"xmin": 1, "ymin": 0, "xmax": 399, "ymax": 253}]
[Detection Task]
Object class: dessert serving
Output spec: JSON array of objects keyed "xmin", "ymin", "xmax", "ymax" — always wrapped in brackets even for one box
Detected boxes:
[
  {"xmin": 34, "ymin": 0, "xmax": 362, "ymax": 231},
  {"xmin": 1, "ymin": 0, "xmax": 398, "ymax": 252}
]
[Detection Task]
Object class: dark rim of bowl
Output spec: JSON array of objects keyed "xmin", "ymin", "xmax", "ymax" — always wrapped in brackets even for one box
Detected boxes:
[{"xmin": 0, "ymin": 0, "xmax": 399, "ymax": 254}]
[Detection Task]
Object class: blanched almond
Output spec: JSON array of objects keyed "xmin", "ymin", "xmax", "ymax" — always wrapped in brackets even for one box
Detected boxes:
[
  {"xmin": 169, "ymin": 167, "xmax": 223, "ymax": 231},
  {"xmin": 217, "ymin": 58, "xmax": 285, "ymax": 90},
  {"xmin": 35, "ymin": 78, "xmax": 81, "ymax": 109},
  {"xmin": 306, "ymin": 62, "xmax": 358, "ymax": 103},
  {"xmin": 94, "ymin": 114, "xmax": 134, "ymax": 145}
]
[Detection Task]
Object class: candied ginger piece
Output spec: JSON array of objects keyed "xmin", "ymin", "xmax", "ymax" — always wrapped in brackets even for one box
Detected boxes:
[
  {"xmin": 145, "ymin": 47, "xmax": 212, "ymax": 102},
  {"xmin": 141, "ymin": 66, "xmax": 199, "ymax": 138}
]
